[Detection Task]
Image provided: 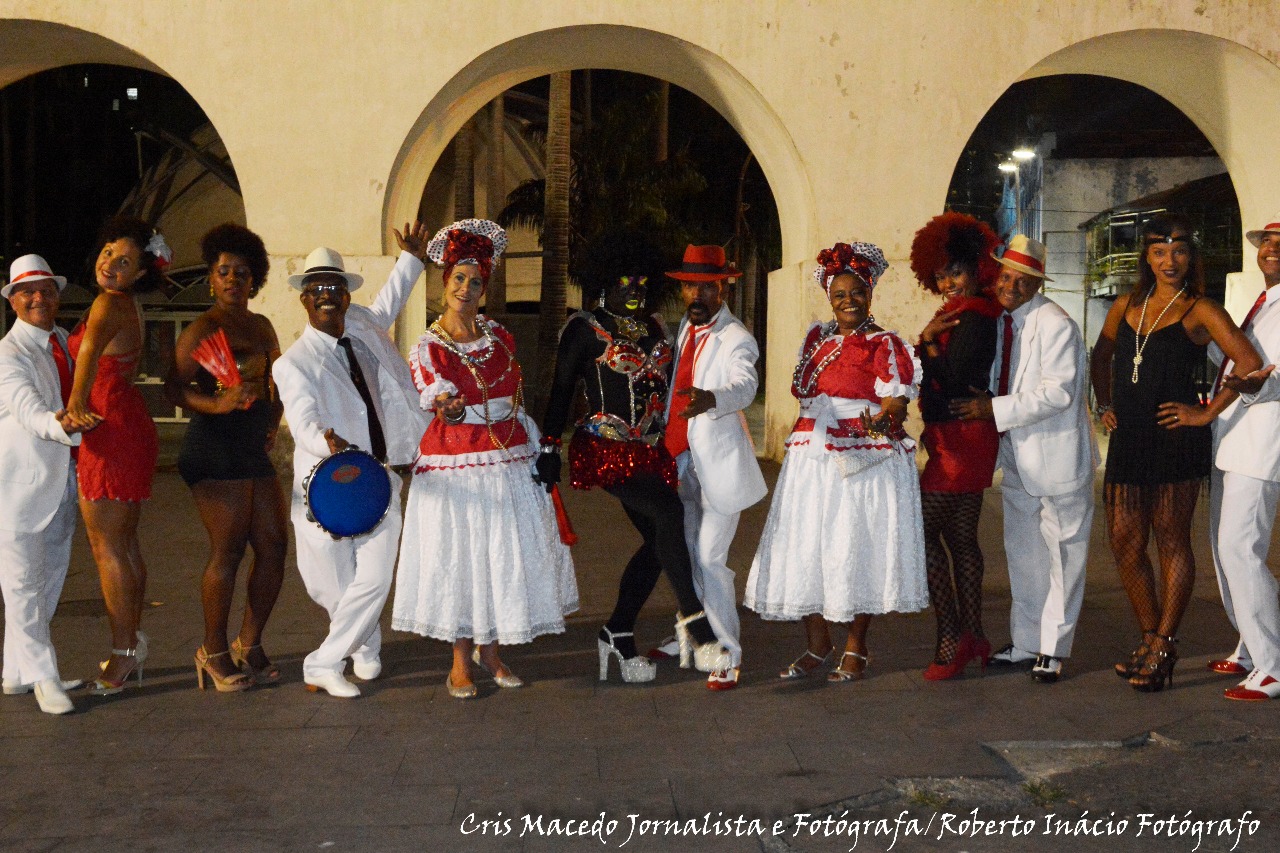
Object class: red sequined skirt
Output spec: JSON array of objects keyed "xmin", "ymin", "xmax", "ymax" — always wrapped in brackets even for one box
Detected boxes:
[{"xmin": 568, "ymin": 429, "xmax": 678, "ymax": 491}]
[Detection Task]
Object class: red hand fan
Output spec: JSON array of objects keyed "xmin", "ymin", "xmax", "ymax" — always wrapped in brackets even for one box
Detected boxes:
[{"xmin": 191, "ymin": 328, "xmax": 242, "ymax": 388}]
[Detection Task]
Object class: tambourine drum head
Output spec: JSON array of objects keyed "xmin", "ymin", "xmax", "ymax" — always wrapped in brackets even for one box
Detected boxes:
[{"xmin": 305, "ymin": 449, "xmax": 392, "ymax": 538}]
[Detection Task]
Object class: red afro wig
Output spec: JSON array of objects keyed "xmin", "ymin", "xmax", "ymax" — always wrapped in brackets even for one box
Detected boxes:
[{"xmin": 908, "ymin": 212, "xmax": 1000, "ymax": 294}]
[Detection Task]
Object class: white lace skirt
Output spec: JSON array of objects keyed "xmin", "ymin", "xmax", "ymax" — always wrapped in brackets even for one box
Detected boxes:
[
  {"xmin": 744, "ymin": 443, "xmax": 928, "ymax": 622},
  {"xmin": 392, "ymin": 454, "xmax": 579, "ymax": 645}
]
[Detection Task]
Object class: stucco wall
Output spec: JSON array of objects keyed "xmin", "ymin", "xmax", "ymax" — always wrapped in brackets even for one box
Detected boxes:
[{"xmin": 3, "ymin": 1, "xmax": 1280, "ymax": 457}]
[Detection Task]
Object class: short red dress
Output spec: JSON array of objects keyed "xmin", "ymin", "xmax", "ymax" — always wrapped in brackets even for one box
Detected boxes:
[{"xmin": 67, "ymin": 323, "xmax": 159, "ymax": 502}]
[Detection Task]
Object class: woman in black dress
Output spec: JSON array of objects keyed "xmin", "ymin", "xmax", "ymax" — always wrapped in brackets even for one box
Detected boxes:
[
  {"xmin": 535, "ymin": 235, "xmax": 721, "ymax": 683},
  {"xmin": 1091, "ymin": 214, "xmax": 1259, "ymax": 691},
  {"xmin": 165, "ymin": 224, "xmax": 288, "ymax": 691}
]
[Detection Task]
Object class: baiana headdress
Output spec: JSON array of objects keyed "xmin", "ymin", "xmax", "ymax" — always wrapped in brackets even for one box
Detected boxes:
[
  {"xmin": 426, "ymin": 218, "xmax": 508, "ymax": 282},
  {"xmin": 908, "ymin": 212, "xmax": 1000, "ymax": 294},
  {"xmin": 813, "ymin": 241, "xmax": 889, "ymax": 291}
]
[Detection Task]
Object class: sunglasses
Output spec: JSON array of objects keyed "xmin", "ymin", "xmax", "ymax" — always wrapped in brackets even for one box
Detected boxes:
[{"xmin": 303, "ymin": 283, "xmax": 348, "ymax": 297}]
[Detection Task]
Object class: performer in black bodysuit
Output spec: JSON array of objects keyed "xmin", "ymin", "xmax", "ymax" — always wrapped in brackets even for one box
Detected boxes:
[{"xmin": 536, "ymin": 236, "xmax": 719, "ymax": 684}]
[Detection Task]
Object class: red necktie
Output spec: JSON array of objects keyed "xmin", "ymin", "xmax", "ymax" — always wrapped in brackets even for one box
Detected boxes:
[
  {"xmin": 49, "ymin": 333, "xmax": 72, "ymax": 408},
  {"xmin": 49, "ymin": 332, "xmax": 77, "ymax": 459},
  {"xmin": 663, "ymin": 324, "xmax": 704, "ymax": 457},
  {"xmin": 997, "ymin": 313, "xmax": 1014, "ymax": 397},
  {"xmin": 1213, "ymin": 291, "xmax": 1268, "ymax": 394}
]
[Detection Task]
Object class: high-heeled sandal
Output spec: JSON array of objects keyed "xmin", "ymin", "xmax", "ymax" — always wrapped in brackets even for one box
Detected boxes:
[
  {"xmin": 779, "ymin": 649, "xmax": 830, "ymax": 680},
  {"xmin": 1114, "ymin": 631, "xmax": 1156, "ymax": 680},
  {"xmin": 828, "ymin": 651, "xmax": 868, "ymax": 683},
  {"xmin": 598, "ymin": 628, "xmax": 657, "ymax": 683},
  {"xmin": 194, "ymin": 647, "xmax": 253, "ymax": 693},
  {"xmin": 1129, "ymin": 634, "xmax": 1177, "ymax": 693},
  {"xmin": 91, "ymin": 647, "xmax": 143, "ymax": 696},
  {"xmin": 471, "ymin": 647, "xmax": 523, "ymax": 688},
  {"xmin": 99, "ymin": 630, "xmax": 148, "ymax": 673},
  {"xmin": 674, "ymin": 611, "xmax": 727, "ymax": 672},
  {"xmin": 230, "ymin": 638, "xmax": 282, "ymax": 685}
]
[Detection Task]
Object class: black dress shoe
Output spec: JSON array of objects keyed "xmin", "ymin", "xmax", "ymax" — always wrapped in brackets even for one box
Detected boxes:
[
  {"xmin": 988, "ymin": 643, "xmax": 1036, "ymax": 667},
  {"xmin": 1030, "ymin": 655, "xmax": 1062, "ymax": 683}
]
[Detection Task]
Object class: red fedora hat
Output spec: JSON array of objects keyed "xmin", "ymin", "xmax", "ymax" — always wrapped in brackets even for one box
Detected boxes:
[{"xmin": 665, "ymin": 244, "xmax": 741, "ymax": 282}]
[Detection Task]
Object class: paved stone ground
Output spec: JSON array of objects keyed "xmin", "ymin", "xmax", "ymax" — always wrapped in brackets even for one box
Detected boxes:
[{"xmin": 2, "ymin": 421, "xmax": 1279, "ymax": 852}]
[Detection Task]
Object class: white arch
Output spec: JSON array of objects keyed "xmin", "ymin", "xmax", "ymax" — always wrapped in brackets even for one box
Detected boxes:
[{"xmin": 383, "ymin": 24, "xmax": 815, "ymax": 268}]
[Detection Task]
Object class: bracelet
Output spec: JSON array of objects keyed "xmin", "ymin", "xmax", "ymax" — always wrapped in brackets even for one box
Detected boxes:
[
  {"xmin": 539, "ymin": 435, "xmax": 562, "ymax": 454},
  {"xmin": 441, "ymin": 407, "xmax": 465, "ymax": 424},
  {"xmin": 1094, "ymin": 404, "xmax": 1112, "ymax": 418}
]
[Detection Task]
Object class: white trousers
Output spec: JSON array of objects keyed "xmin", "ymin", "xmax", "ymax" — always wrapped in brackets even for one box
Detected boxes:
[
  {"xmin": 676, "ymin": 451, "xmax": 742, "ymax": 667},
  {"xmin": 0, "ymin": 469, "xmax": 75, "ymax": 685},
  {"xmin": 1210, "ymin": 469, "xmax": 1280, "ymax": 676},
  {"xmin": 292, "ymin": 470, "xmax": 401, "ymax": 678},
  {"xmin": 999, "ymin": 448, "xmax": 1093, "ymax": 659}
]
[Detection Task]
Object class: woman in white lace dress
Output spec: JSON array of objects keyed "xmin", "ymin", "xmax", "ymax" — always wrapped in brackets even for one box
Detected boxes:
[
  {"xmin": 391, "ymin": 219, "xmax": 577, "ymax": 698},
  {"xmin": 744, "ymin": 241, "xmax": 927, "ymax": 683}
]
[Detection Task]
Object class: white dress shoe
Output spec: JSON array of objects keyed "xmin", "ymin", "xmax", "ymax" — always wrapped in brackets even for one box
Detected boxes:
[
  {"xmin": 33, "ymin": 679, "xmax": 74, "ymax": 715},
  {"xmin": 4, "ymin": 678, "xmax": 83, "ymax": 696},
  {"xmin": 352, "ymin": 658, "xmax": 382, "ymax": 681},
  {"xmin": 304, "ymin": 672, "xmax": 361, "ymax": 699}
]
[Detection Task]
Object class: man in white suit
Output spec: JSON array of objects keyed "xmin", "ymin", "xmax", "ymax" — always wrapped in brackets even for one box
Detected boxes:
[
  {"xmin": 0, "ymin": 254, "xmax": 102, "ymax": 714},
  {"xmin": 662, "ymin": 245, "xmax": 768, "ymax": 690},
  {"xmin": 273, "ymin": 224, "xmax": 430, "ymax": 698},
  {"xmin": 952, "ymin": 235, "xmax": 1097, "ymax": 684},
  {"xmin": 1207, "ymin": 214, "xmax": 1280, "ymax": 700}
]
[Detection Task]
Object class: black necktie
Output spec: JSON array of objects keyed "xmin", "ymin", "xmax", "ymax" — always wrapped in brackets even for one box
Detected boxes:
[{"xmin": 337, "ymin": 336, "xmax": 387, "ymax": 462}]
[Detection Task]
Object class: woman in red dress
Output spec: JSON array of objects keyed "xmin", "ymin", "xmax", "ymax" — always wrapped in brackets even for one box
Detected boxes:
[
  {"xmin": 909, "ymin": 213, "xmax": 1002, "ymax": 680},
  {"xmin": 66, "ymin": 217, "xmax": 167, "ymax": 694}
]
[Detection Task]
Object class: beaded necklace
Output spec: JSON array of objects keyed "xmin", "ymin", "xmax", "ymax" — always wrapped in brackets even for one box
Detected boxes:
[
  {"xmin": 429, "ymin": 319, "xmax": 523, "ymax": 450},
  {"xmin": 600, "ymin": 306, "xmax": 647, "ymax": 342},
  {"xmin": 792, "ymin": 314, "xmax": 875, "ymax": 396},
  {"xmin": 1130, "ymin": 286, "xmax": 1187, "ymax": 384}
]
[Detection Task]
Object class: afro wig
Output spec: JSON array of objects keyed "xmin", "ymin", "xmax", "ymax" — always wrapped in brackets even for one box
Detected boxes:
[
  {"xmin": 576, "ymin": 230, "xmax": 668, "ymax": 307},
  {"xmin": 908, "ymin": 212, "xmax": 1000, "ymax": 295}
]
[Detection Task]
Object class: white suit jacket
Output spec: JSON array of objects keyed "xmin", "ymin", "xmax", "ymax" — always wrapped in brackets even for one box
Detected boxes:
[
  {"xmin": 990, "ymin": 292, "xmax": 1099, "ymax": 496},
  {"xmin": 274, "ymin": 252, "xmax": 430, "ymax": 500},
  {"xmin": 1213, "ymin": 284, "xmax": 1280, "ymax": 481},
  {"xmin": 0, "ymin": 318, "xmax": 80, "ymax": 533},
  {"xmin": 665, "ymin": 305, "xmax": 767, "ymax": 514}
]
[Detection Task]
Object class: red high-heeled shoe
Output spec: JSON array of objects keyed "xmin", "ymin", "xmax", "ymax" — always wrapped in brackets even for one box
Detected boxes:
[{"xmin": 923, "ymin": 634, "xmax": 975, "ymax": 681}]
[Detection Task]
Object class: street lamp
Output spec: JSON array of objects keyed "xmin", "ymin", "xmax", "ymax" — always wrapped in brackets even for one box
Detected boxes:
[{"xmin": 1011, "ymin": 147, "xmax": 1036, "ymax": 161}]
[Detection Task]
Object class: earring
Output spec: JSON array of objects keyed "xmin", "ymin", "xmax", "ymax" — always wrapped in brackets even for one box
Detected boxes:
[{"xmin": 596, "ymin": 293, "xmax": 605, "ymax": 309}]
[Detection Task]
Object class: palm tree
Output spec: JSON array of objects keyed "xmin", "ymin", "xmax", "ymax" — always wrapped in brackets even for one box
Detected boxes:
[{"xmin": 529, "ymin": 71, "xmax": 571, "ymax": 413}]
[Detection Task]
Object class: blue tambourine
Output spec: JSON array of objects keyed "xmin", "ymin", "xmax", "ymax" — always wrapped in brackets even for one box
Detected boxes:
[{"xmin": 303, "ymin": 448, "xmax": 392, "ymax": 539}]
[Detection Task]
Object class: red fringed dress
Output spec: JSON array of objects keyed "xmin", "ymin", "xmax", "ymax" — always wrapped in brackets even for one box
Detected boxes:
[
  {"xmin": 67, "ymin": 320, "xmax": 158, "ymax": 502},
  {"xmin": 391, "ymin": 316, "xmax": 578, "ymax": 645},
  {"xmin": 745, "ymin": 322, "xmax": 928, "ymax": 621}
]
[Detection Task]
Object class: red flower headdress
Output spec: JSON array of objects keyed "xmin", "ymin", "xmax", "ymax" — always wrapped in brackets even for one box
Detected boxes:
[
  {"xmin": 813, "ymin": 241, "xmax": 889, "ymax": 291},
  {"xmin": 426, "ymin": 218, "xmax": 508, "ymax": 284}
]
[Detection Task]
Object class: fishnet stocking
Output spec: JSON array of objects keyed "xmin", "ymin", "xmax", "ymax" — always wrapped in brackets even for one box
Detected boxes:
[
  {"xmin": 1105, "ymin": 479, "xmax": 1201, "ymax": 638},
  {"xmin": 922, "ymin": 491, "xmax": 986, "ymax": 663}
]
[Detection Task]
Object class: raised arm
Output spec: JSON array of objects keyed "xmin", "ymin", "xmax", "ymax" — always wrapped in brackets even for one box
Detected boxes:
[{"xmin": 1159, "ymin": 299, "xmax": 1262, "ymax": 427}]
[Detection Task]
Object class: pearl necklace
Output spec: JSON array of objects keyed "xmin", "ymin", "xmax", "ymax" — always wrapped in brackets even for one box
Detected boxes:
[{"xmin": 1131, "ymin": 286, "xmax": 1187, "ymax": 384}]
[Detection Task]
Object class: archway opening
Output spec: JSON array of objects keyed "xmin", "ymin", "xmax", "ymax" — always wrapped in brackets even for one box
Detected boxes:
[
  {"xmin": 946, "ymin": 73, "xmax": 1240, "ymax": 357},
  {"xmin": 1, "ymin": 57, "xmax": 243, "ymax": 420}
]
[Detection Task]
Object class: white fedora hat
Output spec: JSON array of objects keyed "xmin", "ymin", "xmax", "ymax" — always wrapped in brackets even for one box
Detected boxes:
[
  {"xmin": 1246, "ymin": 214, "xmax": 1280, "ymax": 248},
  {"xmin": 992, "ymin": 234, "xmax": 1053, "ymax": 281},
  {"xmin": 287, "ymin": 247, "xmax": 364, "ymax": 292},
  {"xmin": 3, "ymin": 254, "xmax": 67, "ymax": 299}
]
